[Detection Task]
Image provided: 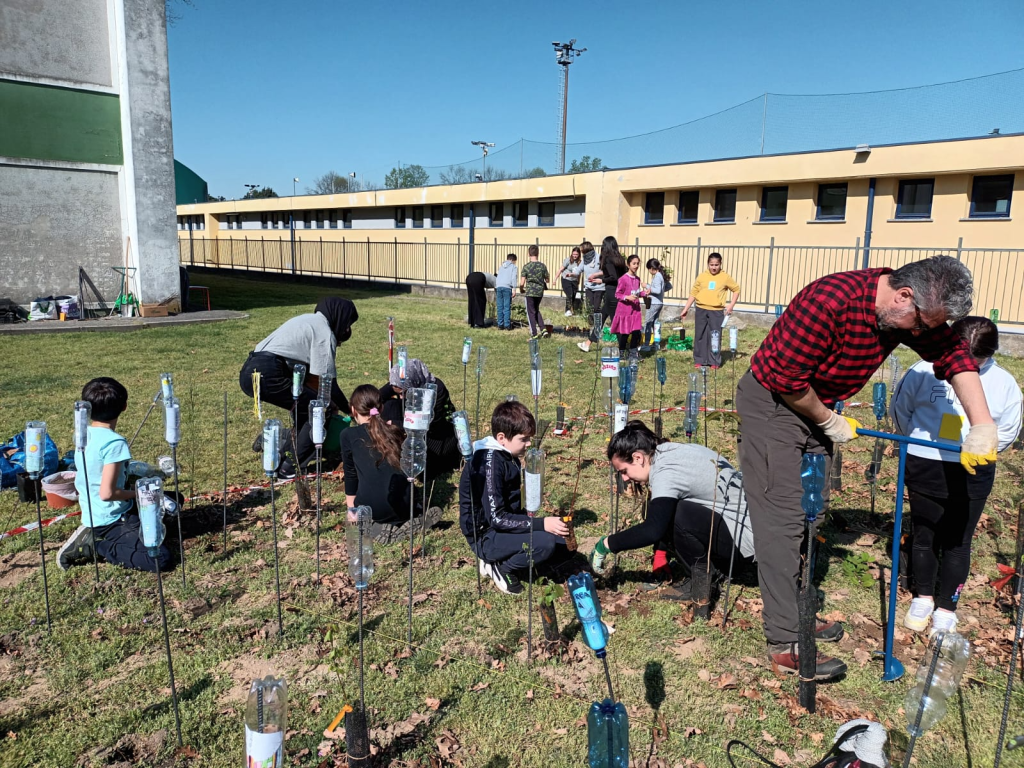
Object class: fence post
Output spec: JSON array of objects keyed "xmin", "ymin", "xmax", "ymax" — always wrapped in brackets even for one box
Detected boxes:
[
  {"xmin": 394, "ymin": 238, "xmax": 399, "ymax": 284},
  {"xmin": 763, "ymin": 237, "xmax": 774, "ymax": 313},
  {"xmin": 457, "ymin": 238, "xmax": 462, "ymax": 287},
  {"xmin": 367, "ymin": 237, "xmax": 371, "ymax": 282},
  {"xmin": 189, "ymin": 225, "xmax": 194, "ymax": 265},
  {"xmin": 261, "ymin": 237, "xmax": 266, "ymax": 272},
  {"xmin": 468, "ymin": 204, "xmax": 476, "ymax": 274},
  {"xmin": 245, "ymin": 237, "xmax": 250, "ymax": 270},
  {"xmin": 342, "ymin": 237, "xmax": 347, "ymax": 280},
  {"xmin": 854, "ymin": 237, "xmax": 860, "ymax": 272},
  {"xmin": 956, "ymin": 236, "xmax": 963, "ymax": 261},
  {"xmin": 695, "ymin": 237, "xmax": 702, "ymax": 278},
  {"xmin": 424, "ymin": 238, "xmax": 428, "ymax": 285}
]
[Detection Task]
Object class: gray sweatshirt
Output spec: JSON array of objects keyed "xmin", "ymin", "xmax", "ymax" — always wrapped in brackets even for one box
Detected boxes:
[{"xmin": 495, "ymin": 260, "xmax": 518, "ymax": 289}]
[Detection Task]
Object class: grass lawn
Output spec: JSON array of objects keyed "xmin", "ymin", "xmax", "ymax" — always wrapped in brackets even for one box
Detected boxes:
[{"xmin": 1, "ymin": 271, "xmax": 1023, "ymax": 768}]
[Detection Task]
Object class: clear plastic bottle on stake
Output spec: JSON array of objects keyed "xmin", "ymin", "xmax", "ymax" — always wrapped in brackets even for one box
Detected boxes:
[
  {"xmin": 317, "ymin": 374, "xmax": 334, "ymax": 407},
  {"xmin": 137, "ymin": 477, "xmax": 166, "ymax": 556},
  {"xmin": 309, "ymin": 400, "xmax": 327, "ymax": 447},
  {"xmin": 74, "ymin": 401, "xmax": 91, "ymax": 453},
  {"xmin": 453, "ymin": 411, "xmax": 473, "ymax": 458},
  {"xmin": 476, "ymin": 345, "xmax": 488, "ymax": 377},
  {"xmin": 397, "ymin": 345, "xmax": 408, "ymax": 382},
  {"xmin": 462, "ymin": 337, "xmax": 473, "ymax": 365},
  {"xmin": 904, "ymin": 631, "xmax": 970, "ymax": 737},
  {"xmin": 656, "ymin": 357, "xmax": 667, "ymax": 386},
  {"xmin": 25, "ymin": 421, "xmax": 46, "ymax": 478},
  {"xmin": 530, "ymin": 341, "xmax": 542, "ymax": 411},
  {"xmin": 403, "ymin": 387, "xmax": 435, "ymax": 436},
  {"xmin": 685, "ymin": 373, "xmax": 701, "ymax": 440},
  {"xmin": 653, "ymin": 320, "xmax": 661, "ymax": 346},
  {"xmin": 348, "ymin": 506, "xmax": 374, "ymax": 589},
  {"xmin": 160, "ymin": 372, "xmax": 174, "ymax": 403},
  {"xmin": 525, "ymin": 448, "xmax": 545, "ymax": 660},
  {"xmin": 263, "ymin": 419, "xmax": 282, "ymax": 476},
  {"xmin": 164, "ymin": 397, "xmax": 181, "ymax": 447},
  {"xmin": 729, "ymin": 327, "xmax": 738, "ymax": 353},
  {"xmin": 245, "ymin": 676, "xmax": 288, "ymax": 767},
  {"xmin": 600, "ymin": 347, "xmax": 620, "ymax": 379},
  {"xmin": 711, "ymin": 330, "xmax": 721, "ymax": 357},
  {"xmin": 291, "ymin": 364, "xmax": 306, "ymax": 399}
]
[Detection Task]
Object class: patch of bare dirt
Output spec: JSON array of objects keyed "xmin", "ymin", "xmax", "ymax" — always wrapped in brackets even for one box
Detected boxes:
[
  {"xmin": 76, "ymin": 729, "xmax": 167, "ymax": 768},
  {"xmin": 0, "ymin": 550, "xmax": 50, "ymax": 589},
  {"xmin": 216, "ymin": 646, "xmax": 327, "ymax": 704}
]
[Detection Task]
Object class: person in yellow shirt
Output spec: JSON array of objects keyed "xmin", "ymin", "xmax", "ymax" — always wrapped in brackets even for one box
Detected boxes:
[{"xmin": 680, "ymin": 252, "xmax": 740, "ymax": 367}]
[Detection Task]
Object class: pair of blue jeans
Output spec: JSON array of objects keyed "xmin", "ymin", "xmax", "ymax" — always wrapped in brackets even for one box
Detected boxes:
[{"xmin": 495, "ymin": 287, "xmax": 512, "ymax": 329}]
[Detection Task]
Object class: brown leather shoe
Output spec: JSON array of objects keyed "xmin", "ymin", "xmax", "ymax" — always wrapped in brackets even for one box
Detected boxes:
[{"xmin": 768, "ymin": 642, "xmax": 848, "ymax": 682}]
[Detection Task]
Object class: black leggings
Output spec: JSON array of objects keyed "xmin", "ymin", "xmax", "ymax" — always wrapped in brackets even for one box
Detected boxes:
[
  {"xmin": 909, "ymin": 487, "xmax": 987, "ymax": 611},
  {"xmin": 561, "ymin": 278, "xmax": 578, "ymax": 312},
  {"xmin": 674, "ymin": 500, "xmax": 750, "ymax": 575},
  {"xmin": 617, "ymin": 331, "xmax": 641, "ymax": 352}
]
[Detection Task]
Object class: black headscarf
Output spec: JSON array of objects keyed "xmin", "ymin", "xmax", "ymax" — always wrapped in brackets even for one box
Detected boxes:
[{"xmin": 315, "ymin": 297, "xmax": 358, "ymax": 343}]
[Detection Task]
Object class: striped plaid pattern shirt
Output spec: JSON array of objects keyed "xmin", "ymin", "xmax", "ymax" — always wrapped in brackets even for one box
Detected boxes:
[{"xmin": 750, "ymin": 268, "xmax": 978, "ymax": 405}]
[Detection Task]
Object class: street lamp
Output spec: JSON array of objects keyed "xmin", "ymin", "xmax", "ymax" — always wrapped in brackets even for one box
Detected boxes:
[
  {"xmin": 349, "ymin": 171, "xmax": 357, "ymax": 191},
  {"xmin": 293, "ymin": 177, "xmax": 299, "ymax": 197},
  {"xmin": 471, "ymin": 140, "xmax": 495, "ymax": 179},
  {"xmin": 244, "ymin": 183, "xmax": 259, "ymax": 198}
]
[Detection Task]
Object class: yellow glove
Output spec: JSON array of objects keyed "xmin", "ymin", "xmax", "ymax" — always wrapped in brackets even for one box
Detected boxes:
[
  {"xmin": 961, "ymin": 423, "xmax": 998, "ymax": 474},
  {"xmin": 816, "ymin": 412, "xmax": 863, "ymax": 444}
]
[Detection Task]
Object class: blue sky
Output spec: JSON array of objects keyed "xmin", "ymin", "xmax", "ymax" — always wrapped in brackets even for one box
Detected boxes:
[{"xmin": 167, "ymin": 0, "xmax": 1024, "ymax": 199}]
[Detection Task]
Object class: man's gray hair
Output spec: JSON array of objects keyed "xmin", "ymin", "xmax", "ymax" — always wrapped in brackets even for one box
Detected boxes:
[{"xmin": 888, "ymin": 255, "xmax": 974, "ymax": 321}]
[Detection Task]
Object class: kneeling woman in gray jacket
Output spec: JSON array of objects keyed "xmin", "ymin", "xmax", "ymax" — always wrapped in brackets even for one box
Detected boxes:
[{"xmin": 589, "ymin": 420, "xmax": 755, "ymax": 596}]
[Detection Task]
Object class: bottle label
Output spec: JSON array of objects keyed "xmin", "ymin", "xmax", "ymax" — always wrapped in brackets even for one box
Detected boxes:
[
  {"xmin": 454, "ymin": 418, "xmax": 472, "ymax": 457},
  {"xmin": 160, "ymin": 377, "xmax": 173, "ymax": 402},
  {"xmin": 25, "ymin": 427, "xmax": 45, "ymax": 474},
  {"xmin": 614, "ymin": 404, "xmax": 628, "ymax": 434},
  {"xmin": 600, "ymin": 358, "xmax": 619, "ymax": 378},
  {"xmin": 74, "ymin": 410, "xmax": 90, "ymax": 451},
  {"xmin": 462, "ymin": 340, "xmax": 472, "ymax": 364},
  {"xmin": 525, "ymin": 471, "xmax": 541, "ymax": 513},
  {"xmin": 165, "ymin": 406, "xmax": 181, "ymax": 445},
  {"xmin": 531, "ymin": 370, "xmax": 542, "ymax": 397},
  {"xmin": 245, "ymin": 727, "xmax": 284, "ymax": 768},
  {"xmin": 311, "ymin": 408, "xmax": 326, "ymax": 445},
  {"xmin": 403, "ymin": 411, "xmax": 430, "ymax": 432},
  {"xmin": 653, "ymin": 322, "xmax": 661, "ymax": 343}
]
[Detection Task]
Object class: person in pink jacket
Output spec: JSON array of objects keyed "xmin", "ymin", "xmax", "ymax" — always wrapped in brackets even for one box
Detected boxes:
[{"xmin": 611, "ymin": 254, "xmax": 647, "ymax": 360}]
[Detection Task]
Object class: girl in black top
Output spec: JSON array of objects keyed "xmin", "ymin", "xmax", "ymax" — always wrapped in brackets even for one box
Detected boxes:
[{"xmin": 378, "ymin": 359, "xmax": 462, "ymax": 480}]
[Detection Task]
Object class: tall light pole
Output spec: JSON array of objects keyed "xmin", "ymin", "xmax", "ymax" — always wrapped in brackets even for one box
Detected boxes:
[
  {"xmin": 293, "ymin": 177, "xmax": 299, "ymax": 196},
  {"xmin": 553, "ymin": 39, "xmax": 586, "ymax": 174},
  {"xmin": 349, "ymin": 171, "xmax": 357, "ymax": 191},
  {"xmin": 471, "ymin": 141, "xmax": 495, "ymax": 180}
]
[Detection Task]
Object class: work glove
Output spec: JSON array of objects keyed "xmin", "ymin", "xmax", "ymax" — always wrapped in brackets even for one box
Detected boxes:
[
  {"xmin": 961, "ymin": 423, "xmax": 998, "ymax": 474},
  {"xmin": 816, "ymin": 411, "xmax": 863, "ymax": 444},
  {"xmin": 589, "ymin": 537, "xmax": 610, "ymax": 575}
]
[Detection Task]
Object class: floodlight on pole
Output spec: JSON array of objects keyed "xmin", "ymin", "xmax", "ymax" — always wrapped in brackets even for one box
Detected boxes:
[
  {"xmin": 552, "ymin": 39, "xmax": 586, "ymax": 174},
  {"xmin": 471, "ymin": 141, "xmax": 495, "ymax": 178},
  {"xmin": 293, "ymin": 177, "xmax": 299, "ymax": 196}
]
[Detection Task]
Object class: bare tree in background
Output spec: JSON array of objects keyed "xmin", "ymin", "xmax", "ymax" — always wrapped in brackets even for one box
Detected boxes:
[{"xmin": 166, "ymin": 0, "xmax": 195, "ymax": 26}]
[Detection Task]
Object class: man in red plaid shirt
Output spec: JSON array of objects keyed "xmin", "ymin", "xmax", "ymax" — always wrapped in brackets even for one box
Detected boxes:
[{"xmin": 737, "ymin": 256, "xmax": 997, "ymax": 681}]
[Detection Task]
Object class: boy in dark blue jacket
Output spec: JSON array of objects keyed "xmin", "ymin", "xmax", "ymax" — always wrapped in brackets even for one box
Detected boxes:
[{"xmin": 459, "ymin": 401, "xmax": 569, "ymax": 594}]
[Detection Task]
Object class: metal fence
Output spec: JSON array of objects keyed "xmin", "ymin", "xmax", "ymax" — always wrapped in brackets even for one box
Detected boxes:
[{"xmin": 179, "ymin": 235, "xmax": 1024, "ymax": 325}]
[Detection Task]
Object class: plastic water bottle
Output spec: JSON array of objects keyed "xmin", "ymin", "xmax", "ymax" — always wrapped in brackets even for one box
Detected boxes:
[
  {"xmin": 462, "ymin": 337, "xmax": 472, "ymax": 365},
  {"xmin": 164, "ymin": 396, "xmax": 181, "ymax": 447},
  {"xmin": 452, "ymin": 411, "xmax": 473, "ymax": 458},
  {"xmin": 73, "ymin": 401, "xmax": 91, "ymax": 452},
  {"xmin": 729, "ymin": 327, "xmax": 738, "ymax": 353},
  {"xmin": 588, "ymin": 698, "xmax": 630, "ymax": 768},
  {"xmin": 403, "ymin": 388, "xmax": 434, "ymax": 435},
  {"xmin": 245, "ymin": 676, "xmax": 288, "ymax": 767},
  {"xmin": 618, "ymin": 364, "xmax": 636, "ymax": 405},
  {"xmin": 317, "ymin": 373, "xmax": 334, "ymax": 406},
  {"xmin": 309, "ymin": 400, "xmax": 327, "ymax": 447},
  {"xmin": 872, "ymin": 381, "xmax": 887, "ymax": 422},
  {"xmin": 531, "ymin": 342, "xmax": 542, "ymax": 398},
  {"xmin": 347, "ymin": 506, "xmax": 374, "ymax": 589},
  {"xmin": 136, "ymin": 477, "xmax": 166, "ymax": 556},
  {"xmin": 684, "ymin": 391, "xmax": 700, "ymax": 437},
  {"xmin": 476, "ymin": 345, "xmax": 488, "ymax": 377},
  {"xmin": 567, "ymin": 572, "xmax": 608, "ymax": 656},
  {"xmin": 291, "ymin": 364, "xmax": 306, "ymax": 398},
  {"xmin": 711, "ymin": 330, "xmax": 720, "ymax": 356},
  {"xmin": 262, "ymin": 419, "xmax": 282, "ymax": 476},
  {"xmin": 653, "ymin": 320, "xmax": 661, "ymax": 344},
  {"xmin": 397, "ymin": 345, "xmax": 408, "ymax": 380},
  {"xmin": 601, "ymin": 348, "xmax": 619, "ymax": 378},
  {"xmin": 424, "ymin": 382, "xmax": 438, "ymax": 419},
  {"xmin": 506, "ymin": 394, "xmax": 518, "ymax": 402},
  {"xmin": 525, "ymin": 449, "xmax": 544, "ymax": 514},
  {"xmin": 656, "ymin": 357, "xmax": 667, "ymax": 386},
  {"xmin": 904, "ymin": 630, "xmax": 970, "ymax": 737},
  {"xmin": 160, "ymin": 372, "xmax": 174, "ymax": 403},
  {"xmin": 800, "ymin": 454, "xmax": 826, "ymax": 522},
  {"xmin": 24, "ymin": 421, "xmax": 46, "ymax": 478},
  {"xmin": 557, "ymin": 345, "xmax": 565, "ymax": 373},
  {"xmin": 401, "ymin": 435, "xmax": 427, "ymax": 479}
]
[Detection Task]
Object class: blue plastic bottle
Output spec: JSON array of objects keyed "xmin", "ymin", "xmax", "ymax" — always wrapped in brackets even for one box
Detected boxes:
[
  {"xmin": 587, "ymin": 698, "xmax": 629, "ymax": 768},
  {"xmin": 656, "ymin": 357, "xmax": 667, "ymax": 386},
  {"xmin": 567, "ymin": 572, "xmax": 608, "ymax": 656},
  {"xmin": 800, "ymin": 454, "xmax": 826, "ymax": 522},
  {"xmin": 684, "ymin": 390, "xmax": 701, "ymax": 437},
  {"xmin": 872, "ymin": 381, "xmax": 887, "ymax": 422}
]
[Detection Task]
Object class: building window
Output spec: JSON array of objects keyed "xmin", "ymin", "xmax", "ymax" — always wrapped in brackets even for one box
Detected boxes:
[
  {"xmin": 261, "ymin": 214, "xmax": 270, "ymax": 230},
  {"xmin": 342, "ymin": 209, "xmax": 352, "ymax": 229},
  {"xmin": 677, "ymin": 191, "xmax": 699, "ymax": 224},
  {"xmin": 816, "ymin": 183, "xmax": 848, "ymax": 220},
  {"xmin": 970, "ymin": 174, "xmax": 1014, "ymax": 219},
  {"xmin": 895, "ymin": 179, "xmax": 934, "ymax": 219},
  {"xmin": 538, "ymin": 202, "xmax": 555, "ymax": 227},
  {"xmin": 412, "ymin": 206, "xmax": 424, "ymax": 228},
  {"xmin": 329, "ymin": 211, "xmax": 338, "ymax": 229},
  {"xmin": 303, "ymin": 211, "xmax": 311, "ymax": 229},
  {"xmin": 760, "ymin": 186, "xmax": 788, "ymax": 222},
  {"xmin": 395, "ymin": 206, "xmax": 406, "ymax": 228},
  {"xmin": 430, "ymin": 205, "xmax": 443, "ymax": 228},
  {"xmin": 713, "ymin": 189, "xmax": 737, "ymax": 222},
  {"xmin": 644, "ymin": 192, "xmax": 664, "ymax": 224},
  {"xmin": 279, "ymin": 214, "xmax": 287, "ymax": 229},
  {"xmin": 513, "ymin": 201, "xmax": 529, "ymax": 227},
  {"xmin": 451, "ymin": 204, "xmax": 464, "ymax": 228},
  {"xmin": 196, "ymin": 216, "xmax": 204, "ymax": 231},
  {"xmin": 489, "ymin": 201, "xmax": 504, "ymax": 227}
]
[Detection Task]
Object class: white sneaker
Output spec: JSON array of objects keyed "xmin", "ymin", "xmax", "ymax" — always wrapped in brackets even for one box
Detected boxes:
[
  {"xmin": 903, "ymin": 596, "xmax": 934, "ymax": 632},
  {"xmin": 564, "ymin": 310, "xmax": 573, "ymax": 317},
  {"xmin": 930, "ymin": 608, "xmax": 959, "ymax": 635},
  {"xmin": 478, "ymin": 559, "xmax": 494, "ymax": 581},
  {"xmin": 577, "ymin": 342, "xmax": 590, "ymax": 353}
]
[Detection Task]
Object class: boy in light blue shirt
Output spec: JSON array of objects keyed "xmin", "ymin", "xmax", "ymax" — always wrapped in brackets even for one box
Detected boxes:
[{"xmin": 59, "ymin": 377, "xmax": 173, "ymax": 572}]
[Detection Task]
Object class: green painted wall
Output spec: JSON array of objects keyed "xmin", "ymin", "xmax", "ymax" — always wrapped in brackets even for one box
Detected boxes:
[
  {"xmin": 0, "ymin": 79, "xmax": 123, "ymax": 165},
  {"xmin": 174, "ymin": 159, "xmax": 208, "ymax": 205}
]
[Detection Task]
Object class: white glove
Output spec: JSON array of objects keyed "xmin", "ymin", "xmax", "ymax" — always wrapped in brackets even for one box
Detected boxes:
[
  {"xmin": 816, "ymin": 412, "xmax": 863, "ymax": 444},
  {"xmin": 961, "ymin": 423, "xmax": 997, "ymax": 474}
]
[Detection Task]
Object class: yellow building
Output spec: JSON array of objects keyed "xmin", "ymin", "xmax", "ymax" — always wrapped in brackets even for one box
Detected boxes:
[{"xmin": 178, "ymin": 133, "xmax": 1024, "ymax": 321}]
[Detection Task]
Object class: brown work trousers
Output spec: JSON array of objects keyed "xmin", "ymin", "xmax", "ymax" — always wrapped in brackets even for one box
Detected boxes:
[{"xmin": 736, "ymin": 370, "xmax": 833, "ymax": 646}]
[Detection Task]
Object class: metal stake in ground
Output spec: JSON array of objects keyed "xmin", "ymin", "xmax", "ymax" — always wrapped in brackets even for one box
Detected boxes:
[
  {"xmin": 74, "ymin": 402, "xmax": 101, "ymax": 581},
  {"xmin": 702, "ymin": 365, "xmax": 709, "ymax": 446},
  {"xmin": 530, "ymin": 337, "xmax": 542, "ymax": 421},
  {"xmin": 994, "ymin": 553, "xmax": 1024, "ymax": 768},
  {"xmin": 262, "ymin": 419, "xmax": 285, "ymax": 637},
  {"xmin": 347, "ymin": 505, "xmax": 373, "ymax": 766},
  {"xmin": 556, "ymin": 346, "xmax": 566, "ymax": 433},
  {"xmin": 137, "ymin": 476, "xmax": 183, "ymax": 747},
  {"xmin": 474, "ymin": 346, "xmax": 488, "ymax": 437},
  {"xmin": 164, "ymin": 395, "xmax": 186, "ymax": 590},
  {"xmin": 461, "ymin": 336, "xmax": 472, "ymax": 411},
  {"xmin": 721, "ymin": 483, "xmax": 747, "ymax": 629},
  {"xmin": 24, "ymin": 421, "xmax": 52, "ymax": 632},
  {"xmin": 309, "ymin": 399, "xmax": 327, "ymax": 584},
  {"xmin": 655, "ymin": 356, "xmax": 667, "ymax": 440},
  {"xmin": 867, "ymin": 382, "xmax": 887, "ymax": 517},
  {"xmin": 387, "ymin": 317, "xmax": 395, "ymax": 379},
  {"xmin": 524, "ymin": 448, "xmax": 545, "ymax": 662},
  {"xmin": 420, "ymin": 384, "xmax": 438, "ymax": 555},
  {"xmin": 601, "ymin": 348, "xmax": 620, "ymax": 543},
  {"xmin": 798, "ymin": 453, "xmax": 826, "ymax": 713},
  {"xmin": 452, "ymin": 411, "xmax": 480, "ymax": 595},
  {"xmin": 401, "ymin": 391, "xmax": 429, "ymax": 652},
  {"xmin": 222, "ymin": 392, "xmax": 229, "ymax": 552},
  {"xmin": 129, "ymin": 390, "xmax": 162, "ymax": 449},
  {"xmin": 830, "ymin": 400, "xmax": 845, "ymax": 492}
]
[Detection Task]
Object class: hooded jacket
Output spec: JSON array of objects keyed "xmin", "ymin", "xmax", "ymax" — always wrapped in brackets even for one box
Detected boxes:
[
  {"xmin": 458, "ymin": 436, "xmax": 542, "ymax": 547},
  {"xmin": 581, "ymin": 249, "xmax": 601, "ymax": 290}
]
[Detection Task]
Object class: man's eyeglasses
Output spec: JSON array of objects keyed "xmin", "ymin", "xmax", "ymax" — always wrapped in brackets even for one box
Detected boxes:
[{"xmin": 911, "ymin": 304, "xmax": 930, "ymax": 333}]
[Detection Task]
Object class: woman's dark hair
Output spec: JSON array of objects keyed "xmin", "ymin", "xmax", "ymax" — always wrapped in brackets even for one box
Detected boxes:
[
  {"xmin": 492, "ymin": 401, "xmax": 536, "ymax": 440},
  {"xmin": 82, "ymin": 377, "xmax": 129, "ymax": 422},
  {"xmin": 646, "ymin": 258, "xmax": 666, "ymax": 279},
  {"xmin": 952, "ymin": 316, "xmax": 999, "ymax": 358},
  {"xmin": 607, "ymin": 420, "xmax": 666, "ymax": 462},
  {"xmin": 600, "ymin": 236, "xmax": 626, "ymax": 278},
  {"xmin": 350, "ymin": 384, "xmax": 404, "ymax": 470}
]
